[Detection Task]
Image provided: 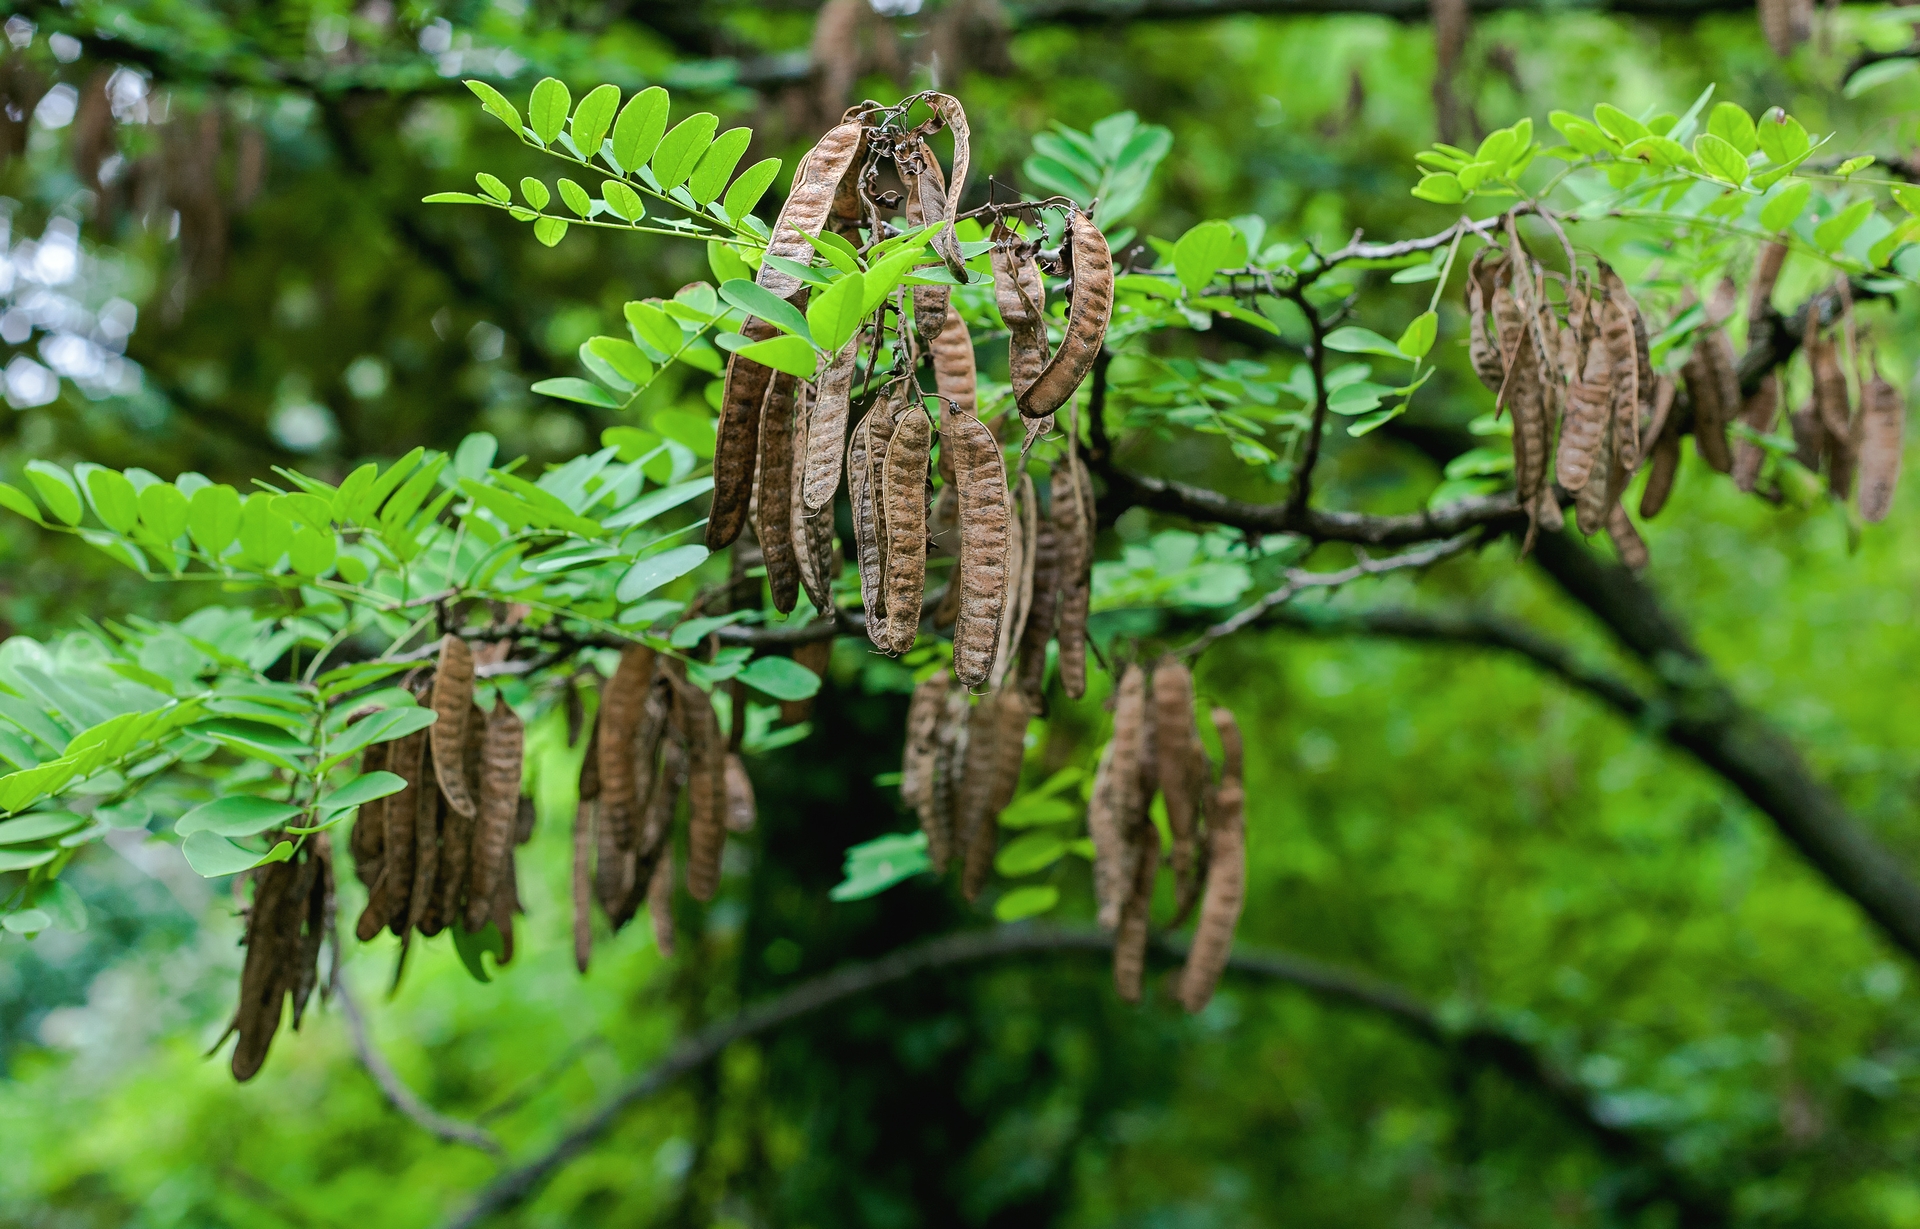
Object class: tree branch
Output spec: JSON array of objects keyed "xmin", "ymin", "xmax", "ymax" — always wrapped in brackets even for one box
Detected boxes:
[
  {"xmin": 438, "ymin": 925, "xmax": 1725, "ymax": 1229},
  {"xmin": 333, "ymin": 969, "xmax": 504, "ymax": 1155}
]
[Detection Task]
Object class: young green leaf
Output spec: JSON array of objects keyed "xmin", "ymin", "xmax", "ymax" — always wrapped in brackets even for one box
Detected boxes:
[
  {"xmin": 1814, "ymin": 198, "xmax": 1875, "ymax": 251},
  {"xmin": 1707, "ymin": 101, "xmax": 1757, "ymax": 155},
  {"xmin": 187, "ymin": 484, "xmax": 242, "ymax": 556},
  {"xmin": 532, "ymin": 377, "xmax": 622, "ymax": 408},
  {"xmin": 571, "ymin": 83, "xmax": 621, "ymax": 161},
  {"xmin": 651, "ymin": 113, "xmax": 719, "ymax": 190},
  {"xmin": 533, "ymin": 217, "xmax": 568, "ymax": 247},
  {"xmin": 737, "ymin": 656, "xmax": 823, "ymax": 702},
  {"xmin": 181, "ymin": 831, "xmax": 294, "ymax": 878},
  {"xmin": 723, "ymin": 157, "xmax": 782, "ymax": 223},
  {"xmin": 476, "ymin": 172, "xmax": 510, "ymax": 202},
  {"xmin": 604, "ymin": 180, "xmax": 645, "ymax": 222},
  {"xmin": 1758, "ymin": 180, "xmax": 1810, "ymax": 232},
  {"xmin": 1411, "ymin": 173, "xmax": 1465, "ymax": 204},
  {"xmin": 805, "ymin": 271, "xmax": 865, "ymax": 354},
  {"xmin": 558, "ymin": 178, "xmax": 593, "ymax": 218},
  {"xmin": 1396, "ymin": 310, "xmax": 1439, "ymax": 359},
  {"xmin": 79, "ymin": 466, "xmax": 138, "ymax": 533},
  {"xmin": 519, "ymin": 177, "xmax": 550, "ymax": 210},
  {"xmin": 995, "ymin": 831, "xmax": 1068, "ymax": 876},
  {"xmin": 287, "ymin": 526, "xmax": 337, "ymax": 577},
  {"xmin": 626, "ymin": 300, "xmax": 686, "ymax": 355},
  {"xmin": 1593, "ymin": 103, "xmax": 1650, "ymax": 145},
  {"xmin": 136, "ymin": 482, "xmax": 188, "ymax": 541},
  {"xmin": 24, "ymin": 462, "xmax": 82, "ymax": 526},
  {"xmin": 587, "ymin": 336, "xmax": 654, "ymax": 386},
  {"xmin": 1171, "ymin": 220, "xmax": 1248, "ymax": 294},
  {"xmin": 612, "ymin": 86, "xmax": 671, "ymax": 172},
  {"xmin": 616, "ymin": 543, "xmax": 710, "ymax": 602},
  {"xmin": 687, "ymin": 127, "xmax": 752, "ymax": 206},
  {"xmin": 176, "ymin": 795, "xmax": 304, "ymax": 838},
  {"xmin": 464, "ymin": 79, "xmax": 523, "ymax": 137},
  {"xmin": 735, "ymin": 335, "xmax": 818, "ymax": 379},
  {"xmin": 993, "ymin": 884, "xmax": 1060, "ymax": 921},
  {"xmin": 528, "ymin": 77, "xmax": 571, "ymax": 146},
  {"xmin": 1757, "ymin": 108, "xmax": 1810, "ymax": 166},
  {"xmin": 708, "ymin": 241, "xmax": 755, "ymax": 286},
  {"xmin": 0, "ymin": 481, "xmax": 44, "ymax": 526},
  {"xmin": 1693, "ymin": 132, "xmax": 1748, "ymax": 185},
  {"xmin": 1324, "ymin": 326, "xmax": 1410, "ymax": 360},
  {"xmin": 719, "ymin": 279, "xmax": 813, "ymax": 342}
]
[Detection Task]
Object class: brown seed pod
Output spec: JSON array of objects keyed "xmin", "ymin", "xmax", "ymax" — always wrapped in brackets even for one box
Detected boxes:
[
  {"xmin": 723, "ymin": 753, "xmax": 757, "ymax": 834},
  {"xmin": 1858, "ymin": 373, "xmax": 1905, "ymax": 523},
  {"xmin": 1177, "ymin": 712, "xmax": 1244, "ymax": 1014},
  {"xmin": 597, "ymin": 645, "xmax": 656, "ymax": 852},
  {"xmin": 804, "ymin": 338, "xmax": 860, "ymax": 513},
  {"xmin": 489, "ymin": 853, "xmax": 519, "ymax": 964},
  {"xmin": 637, "ymin": 719, "xmax": 688, "ymax": 865},
  {"xmin": 994, "ymin": 232, "xmax": 1048, "ymax": 400},
  {"xmin": 1112, "ymin": 815, "xmax": 1159, "ymax": 1004},
  {"xmin": 464, "ymin": 698, "xmax": 524, "ymax": 932},
  {"xmin": 709, "ymin": 316, "xmax": 780, "ymax": 552},
  {"xmin": 847, "ymin": 408, "xmax": 888, "ymax": 650},
  {"xmin": 430, "ymin": 703, "xmax": 485, "ymax": 932},
  {"xmin": 1556, "ymin": 334, "xmax": 1613, "ymax": 492},
  {"xmin": 881, "ymin": 401, "xmax": 933, "ymax": 656},
  {"xmin": 1573, "ymin": 414, "xmax": 1617, "ymax": 536},
  {"xmin": 762, "ymin": 119, "xmax": 869, "ymax": 302},
  {"xmin": 1749, "ymin": 240, "xmax": 1788, "ymax": 326},
  {"xmin": 230, "ymin": 845, "xmax": 332, "ymax": 1081},
  {"xmin": 1090, "ymin": 666, "xmax": 1148, "ymax": 930},
  {"xmin": 429, "ymin": 635, "xmax": 476, "ymax": 819},
  {"xmin": 780, "ymin": 638, "xmax": 833, "ymax": 725},
  {"xmin": 920, "ymin": 93, "xmax": 972, "ymax": 280},
  {"xmin": 1732, "ymin": 372, "xmax": 1781, "ymax": 494},
  {"xmin": 348, "ymin": 738, "xmax": 389, "ymax": 889},
  {"xmin": 1018, "ymin": 210, "xmax": 1113, "ymax": 420},
  {"xmin": 515, "ymin": 795, "xmax": 537, "ymax": 845},
  {"xmin": 1050, "ymin": 457, "xmax": 1093, "ymax": 699},
  {"xmin": 943, "ymin": 408, "xmax": 1011, "ymax": 688},
  {"xmin": 901, "ymin": 670, "xmax": 953, "ymax": 868},
  {"xmin": 960, "ymin": 685, "xmax": 1031, "ymax": 901},
  {"xmin": 790, "ymin": 386, "xmax": 836, "ymax": 617},
  {"xmin": 990, "ymin": 474, "xmax": 1036, "ymax": 689},
  {"xmin": 1683, "ymin": 327, "xmax": 1739, "ymax": 473},
  {"xmin": 930, "ymin": 304, "xmax": 978, "ymax": 423},
  {"xmin": 374, "ymin": 727, "xmax": 426, "ymax": 940},
  {"xmin": 901, "ymin": 136, "xmax": 953, "ymax": 343},
  {"xmin": 1601, "ymin": 271, "xmax": 1642, "ymax": 474},
  {"xmin": 1639, "ymin": 379, "xmax": 1682, "ymax": 520},
  {"xmin": 930, "ymin": 685, "xmax": 971, "ymax": 864},
  {"xmin": 680, "ymin": 680, "xmax": 727, "ymax": 902},
  {"xmin": 1810, "ymin": 334, "xmax": 1856, "ymax": 498},
  {"xmin": 1152, "ymin": 658, "xmax": 1204, "ymax": 921},
  {"xmin": 1758, "ymin": 0, "xmax": 1812, "ymax": 57},
  {"xmin": 1015, "ymin": 518, "xmax": 1062, "ymax": 698},
  {"xmin": 1465, "ymin": 254, "xmax": 1506, "ymax": 395},
  {"xmin": 647, "ymin": 850, "xmax": 676, "ymax": 958},
  {"xmin": 757, "ymin": 372, "xmax": 802, "ymax": 614},
  {"xmin": 1606, "ymin": 503, "xmax": 1649, "ymax": 570}
]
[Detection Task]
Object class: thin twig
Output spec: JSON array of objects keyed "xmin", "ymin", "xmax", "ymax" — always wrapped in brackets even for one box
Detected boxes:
[{"xmin": 332, "ymin": 968, "xmax": 504, "ymax": 1156}]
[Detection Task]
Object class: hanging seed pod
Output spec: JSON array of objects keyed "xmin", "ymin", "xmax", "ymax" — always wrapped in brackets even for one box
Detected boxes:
[
  {"xmin": 723, "ymin": 753, "xmax": 757, "ymax": 834},
  {"xmin": 881, "ymin": 401, "xmax": 933, "ymax": 655},
  {"xmin": 848, "ymin": 408, "xmax": 888, "ymax": 650},
  {"xmin": 1015, "ymin": 518, "xmax": 1062, "ymax": 698},
  {"xmin": 464, "ymin": 699, "xmax": 524, "ymax": 932},
  {"xmin": 598, "ymin": 645, "xmax": 656, "ymax": 852},
  {"xmin": 1749, "ymin": 240, "xmax": 1788, "ymax": 327},
  {"xmin": 943, "ymin": 409, "xmax": 1011, "ymax": 688},
  {"xmin": 375, "ymin": 726, "xmax": 427, "ymax": 940},
  {"xmin": 954, "ymin": 693, "xmax": 1001, "ymax": 892},
  {"xmin": 1489, "ymin": 279, "xmax": 1546, "ymax": 504},
  {"xmin": 1573, "ymin": 416, "xmax": 1617, "ymax": 536},
  {"xmin": 1732, "ymin": 372, "xmax": 1781, "ymax": 493},
  {"xmin": 230, "ymin": 845, "xmax": 331, "ymax": 1081},
  {"xmin": 637, "ymin": 719, "xmax": 688, "ymax": 865},
  {"xmin": 1811, "ymin": 335, "xmax": 1857, "ymax": 498},
  {"xmin": 489, "ymin": 854, "xmax": 520, "ymax": 964},
  {"xmin": 902, "ymin": 136, "xmax": 953, "ymax": 343},
  {"xmin": 1018, "ymin": 210, "xmax": 1114, "ymax": 420},
  {"xmin": 930, "ymin": 685, "xmax": 971, "ymax": 866},
  {"xmin": 1606, "ymin": 503, "xmax": 1650, "ymax": 570},
  {"xmin": 709, "ymin": 316, "xmax": 780, "ymax": 553},
  {"xmin": 515, "ymin": 795, "xmax": 537, "ymax": 845},
  {"xmin": 430, "ymin": 704, "xmax": 485, "ymax": 932},
  {"xmin": 1051, "ymin": 457, "xmax": 1093, "ymax": 699},
  {"xmin": 647, "ymin": 851, "xmax": 676, "ymax": 958},
  {"xmin": 349, "ymin": 738, "xmax": 389, "ymax": 891},
  {"xmin": 1858, "ymin": 373, "xmax": 1905, "ymax": 523},
  {"xmin": 990, "ymin": 475, "xmax": 1036, "ymax": 689},
  {"xmin": 804, "ymin": 338, "xmax": 860, "ymax": 512},
  {"xmin": 921, "ymin": 93, "xmax": 973, "ymax": 280},
  {"xmin": 1758, "ymin": 0, "xmax": 1812, "ymax": 57},
  {"xmin": 1090, "ymin": 666, "xmax": 1148, "ymax": 930},
  {"xmin": 930, "ymin": 304, "xmax": 978, "ymax": 420},
  {"xmin": 1601, "ymin": 271, "xmax": 1642, "ymax": 474},
  {"xmin": 790, "ymin": 386, "xmax": 835, "ymax": 616},
  {"xmin": 780, "ymin": 638, "xmax": 834, "ymax": 725},
  {"xmin": 757, "ymin": 372, "xmax": 802, "ymax": 614},
  {"xmin": 573, "ymin": 716, "xmax": 600, "ymax": 973},
  {"xmin": 1152, "ymin": 658, "xmax": 1204, "ymax": 921},
  {"xmin": 1639, "ymin": 380, "xmax": 1682, "ymax": 519},
  {"xmin": 429, "ymin": 635, "xmax": 476, "ymax": 819},
  {"xmin": 765, "ymin": 119, "xmax": 869, "ymax": 298},
  {"xmin": 961, "ymin": 685, "xmax": 1031, "ymax": 902},
  {"xmin": 1790, "ymin": 402, "xmax": 1827, "ymax": 472},
  {"xmin": 901, "ymin": 670, "xmax": 950, "ymax": 854},
  {"xmin": 1683, "ymin": 327, "xmax": 1738, "ymax": 473},
  {"xmin": 993, "ymin": 229, "xmax": 1048, "ymax": 399},
  {"xmin": 1465, "ymin": 254, "xmax": 1506, "ymax": 395},
  {"xmin": 1556, "ymin": 334, "xmax": 1613, "ymax": 492},
  {"xmin": 1178, "ymin": 708, "xmax": 1244, "ymax": 1014},
  {"xmin": 1113, "ymin": 816, "xmax": 1159, "ymax": 1004},
  {"xmin": 681, "ymin": 680, "xmax": 727, "ymax": 902}
]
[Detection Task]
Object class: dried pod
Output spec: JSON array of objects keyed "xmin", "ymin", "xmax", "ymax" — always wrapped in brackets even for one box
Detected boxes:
[
  {"xmin": 1489, "ymin": 279, "xmax": 1547, "ymax": 507},
  {"xmin": 960, "ymin": 685, "xmax": 1031, "ymax": 901},
  {"xmin": 881, "ymin": 401, "xmax": 934, "ymax": 655},
  {"xmin": 1732, "ymin": 372, "xmax": 1780, "ymax": 493},
  {"xmin": 709, "ymin": 316, "xmax": 780, "ymax": 552},
  {"xmin": 756, "ymin": 372, "xmax": 802, "ymax": 614},
  {"xmin": 1683, "ymin": 327, "xmax": 1739, "ymax": 473},
  {"xmin": 1790, "ymin": 402, "xmax": 1827, "ymax": 472},
  {"xmin": 1601, "ymin": 271, "xmax": 1642, "ymax": 474},
  {"xmin": 429, "ymin": 635, "xmax": 476, "ymax": 819},
  {"xmin": 804, "ymin": 338, "xmax": 860, "ymax": 512},
  {"xmin": 902, "ymin": 136, "xmax": 953, "ymax": 343},
  {"xmin": 781, "ymin": 638, "xmax": 834, "ymax": 725},
  {"xmin": 1018, "ymin": 210, "xmax": 1114, "ymax": 420},
  {"xmin": 348, "ymin": 738, "xmax": 389, "ymax": 891},
  {"xmin": 1749, "ymin": 240, "xmax": 1788, "ymax": 327},
  {"xmin": 598, "ymin": 645, "xmax": 656, "ymax": 852},
  {"xmin": 1177, "ymin": 708, "xmax": 1245, "ymax": 1014},
  {"xmin": 1858, "ymin": 373, "xmax": 1905, "ymax": 523},
  {"xmin": 1113, "ymin": 816, "xmax": 1159, "ymax": 1004},
  {"xmin": 931, "ymin": 685, "xmax": 972, "ymax": 867},
  {"xmin": 1465, "ymin": 254, "xmax": 1506, "ymax": 394},
  {"xmin": 943, "ymin": 409, "xmax": 1012, "ymax": 688},
  {"xmin": 1639, "ymin": 380, "xmax": 1682, "ymax": 520},
  {"xmin": 430, "ymin": 705, "xmax": 485, "ymax": 931},
  {"xmin": 1573, "ymin": 417, "xmax": 1617, "ymax": 536},
  {"xmin": 848, "ymin": 407, "xmax": 888, "ymax": 650},
  {"xmin": 1015, "ymin": 518, "xmax": 1062, "ymax": 698},
  {"xmin": 920, "ymin": 93, "xmax": 973, "ymax": 280},
  {"xmin": 1606, "ymin": 503, "xmax": 1650, "ymax": 570},
  {"xmin": 375, "ymin": 727, "xmax": 427, "ymax": 940},
  {"xmin": 902, "ymin": 670, "xmax": 952, "ymax": 866},
  {"xmin": 230, "ymin": 845, "xmax": 332, "ymax": 1081},
  {"xmin": 790, "ymin": 386, "xmax": 836, "ymax": 616},
  {"xmin": 763, "ymin": 118, "xmax": 868, "ymax": 299},
  {"xmin": 1556, "ymin": 334, "xmax": 1613, "ymax": 492},
  {"xmin": 990, "ymin": 474, "xmax": 1036, "ymax": 689},
  {"xmin": 1810, "ymin": 335, "xmax": 1856, "ymax": 498},
  {"xmin": 723, "ymin": 753, "xmax": 757, "ymax": 834},
  {"xmin": 647, "ymin": 851, "xmax": 676, "ymax": 958},
  {"xmin": 465, "ymin": 698, "xmax": 524, "ymax": 932},
  {"xmin": 1051, "ymin": 457, "xmax": 1094, "ymax": 699},
  {"xmin": 681, "ymin": 680, "xmax": 727, "ymax": 902},
  {"xmin": 994, "ymin": 234, "xmax": 1048, "ymax": 399},
  {"xmin": 1090, "ymin": 666, "xmax": 1148, "ymax": 930},
  {"xmin": 1152, "ymin": 659, "xmax": 1204, "ymax": 921},
  {"xmin": 1758, "ymin": 0, "xmax": 1812, "ymax": 57},
  {"xmin": 930, "ymin": 304, "xmax": 978, "ymax": 420}
]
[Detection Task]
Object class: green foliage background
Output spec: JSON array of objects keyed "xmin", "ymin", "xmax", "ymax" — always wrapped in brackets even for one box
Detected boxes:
[{"xmin": 4, "ymin": 1, "xmax": 1920, "ymax": 1225}]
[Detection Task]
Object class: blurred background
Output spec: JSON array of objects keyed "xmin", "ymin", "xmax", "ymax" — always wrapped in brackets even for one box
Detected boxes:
[{"xmin": 5, "ymin": 1, "xmax": 1920, "ymax": 1225}]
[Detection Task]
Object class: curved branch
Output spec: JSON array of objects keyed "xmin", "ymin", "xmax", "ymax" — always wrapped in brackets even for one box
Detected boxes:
[
  {"xmin": 334, "ymin": 971, "xmax": 504, "ymax": 1155},
  {"xmin": 439, "ymin": 925, "xmax": 1724, "ymax": 1229}
]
